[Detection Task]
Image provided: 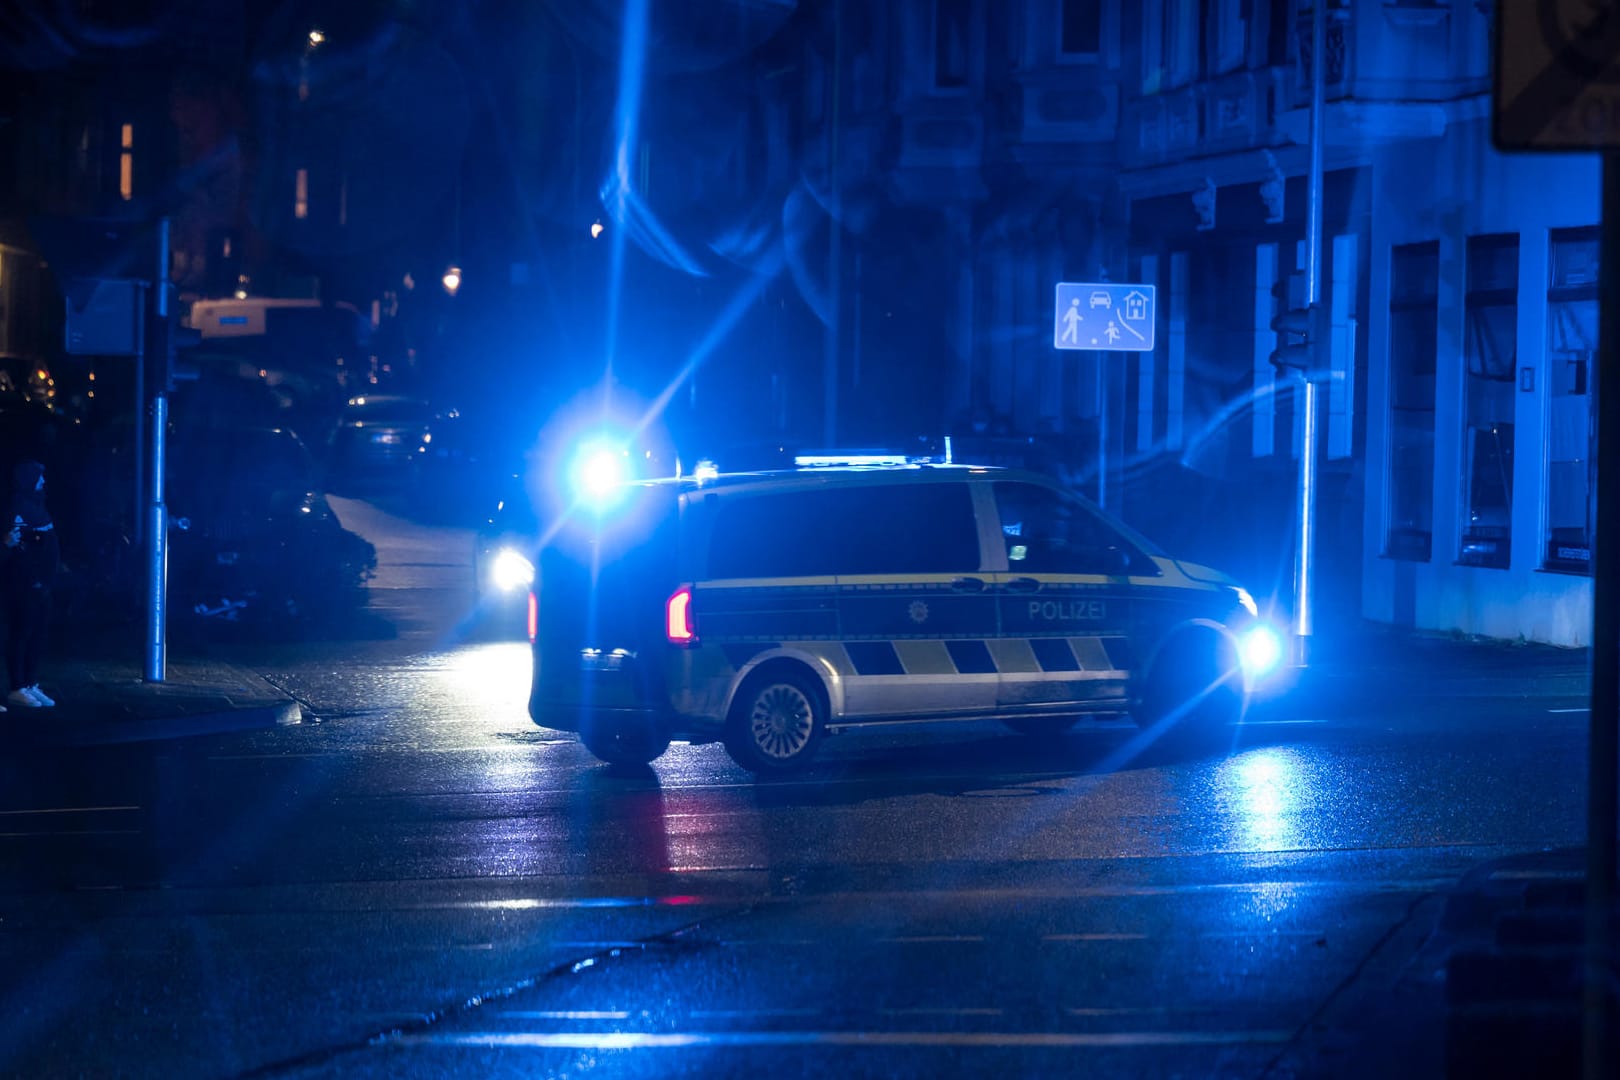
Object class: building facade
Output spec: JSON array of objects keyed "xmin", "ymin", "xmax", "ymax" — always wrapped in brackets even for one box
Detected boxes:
[{"xmin": 809, "ymin": 0, "xmax": 1599, "ymax": 645}]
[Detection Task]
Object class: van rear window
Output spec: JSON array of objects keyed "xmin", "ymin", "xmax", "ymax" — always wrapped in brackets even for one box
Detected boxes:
[{"xmin": 707, "ymin": 482, "xmax": 980, "ymax": 578}]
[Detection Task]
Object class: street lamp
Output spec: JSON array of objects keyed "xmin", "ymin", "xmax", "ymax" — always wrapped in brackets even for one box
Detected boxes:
[
  {"xmin": 308, "ymin": 28, "xmax": 325, "ymax": 47},
  {"xmin": 590, "ymin": 220, "xmax": 605, "ymax": 239},
  {"xmin": 441, "ymin": 265, "xmax": 462, "ymax": 296}
]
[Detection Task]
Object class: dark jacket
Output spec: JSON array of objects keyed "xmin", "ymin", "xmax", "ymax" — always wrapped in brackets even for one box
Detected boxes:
[{"xmin": 6, "ymin": 461, "xmax": 59, "ymax": 590}]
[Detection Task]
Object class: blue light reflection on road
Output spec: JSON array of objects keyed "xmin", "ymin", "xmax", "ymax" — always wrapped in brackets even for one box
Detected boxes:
[{"xmin": 1218, "ymin": 748, "xmax": 1316, "ymax": 854}]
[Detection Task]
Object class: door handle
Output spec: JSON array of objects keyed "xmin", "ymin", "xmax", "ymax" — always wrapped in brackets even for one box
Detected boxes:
[
  {"xmin": 950, "ymin": 577, "xmax": 986, "ymax": 592},
  {"xmin": 1001, "ymin": 577, "xmax": 1042, "ymax": 593}
]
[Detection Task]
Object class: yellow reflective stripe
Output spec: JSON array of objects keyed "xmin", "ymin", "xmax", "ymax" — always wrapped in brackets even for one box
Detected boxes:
[
  {"xmin": 986, "ymin": 638, "xmax": 1040, "ymax": 674},
  {"xmin": 1067, "ymin": 637, "xmax": 1114, "ymax": 672},
  {"xmin": 892, "ymin": 640, "xmax": 955, "ymax": 676}
]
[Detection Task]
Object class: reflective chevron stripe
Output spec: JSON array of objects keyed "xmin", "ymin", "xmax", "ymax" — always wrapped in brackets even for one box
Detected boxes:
[{"xmin": 721, "ymin": 638, "xmax": 1132, "ymax": 678}]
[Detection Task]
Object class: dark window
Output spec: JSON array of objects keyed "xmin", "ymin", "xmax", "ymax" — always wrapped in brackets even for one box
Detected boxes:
[
  {"xmin": 934, "ymin": 0, "xmax": 971, "ymax": 88},
  {"xmin": 992, "ymin": 482, "xmax": 1155, "ymax": 576},
  {"xmin": 707, "ymin": 482, "xmax": 980, "ymax": 578},
  {"xmin": 1386, "ymin": 241, "xmax": 1439, "ymax": 562},
  {"xmin": 1061, "ymin": 0, "xmax": 1101, "ymax": 56},
  {"xmin": 1546, "ymin": 227, "xmax": 1599, "ymax": 573},
  {"xmin": 1459, "ymin": 235, "xmax": 1518, "ymax": 569}
]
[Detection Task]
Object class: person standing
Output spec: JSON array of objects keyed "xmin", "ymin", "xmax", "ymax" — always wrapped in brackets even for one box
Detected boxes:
[{"xmin": 6, "ymin": 461, "xmax": 58, "ymax": 708}]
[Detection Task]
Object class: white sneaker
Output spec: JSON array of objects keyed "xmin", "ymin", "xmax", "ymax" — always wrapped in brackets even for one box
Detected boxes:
[
  {"xmin": 26, "ymin": 685, "xmax": 54, "ymax": 708},
  {"xmin": 6, "ymin": 689, "xmax": 40, "ymax": 708}
]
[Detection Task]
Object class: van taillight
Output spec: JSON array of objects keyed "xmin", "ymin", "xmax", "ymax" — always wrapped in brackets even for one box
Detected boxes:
[
  {"xmin": 666, "ymin": 586, "xmax": 696, "ymax": 645},
  {"xmin": 527, "ymin": 591, "xmax": 538, "ymax": 643}
]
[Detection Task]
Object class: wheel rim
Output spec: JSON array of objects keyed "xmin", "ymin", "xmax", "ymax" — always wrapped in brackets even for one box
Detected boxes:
[{"xmin": 748, "ymin": 683, "xmax": 814, "ymax": 760}]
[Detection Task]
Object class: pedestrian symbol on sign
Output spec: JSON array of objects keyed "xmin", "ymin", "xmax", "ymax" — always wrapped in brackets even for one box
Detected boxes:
[{"xmin": 1060, "ymin": 298, "xmax": 1082, "ymax": 345}]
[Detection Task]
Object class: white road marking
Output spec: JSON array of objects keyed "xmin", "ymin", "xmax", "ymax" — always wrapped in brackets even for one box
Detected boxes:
[
  {"xmin": 691, "ymin": 1009, "xmax": 821, "ymax": 1019},
  {"xmin": 1044, "ymin": 933, "xmax": 1148, "ymax": 942},
  {"xmin": 498, "ymin": 1011, "xmax": 632, "ymax": 1021},
  {"xmin": 886, "ymin": 935, "xmax": 985, "ymax": 943},
  {"xmin": 0, "ymin": 805, "xmax": 139, "ymax": 816},
  {"xmin": 1548, "ymin": 707, "xmax": 1589, "ymax": 714},
  {"xmin": 0, "ymin": 829, "xmax": 140, "ymax": 839},
  {"xmin": 390, "ymin": 1029, "xmax": 1295, "ymax": 1050},
  {"xmin": 881, "ymin": 1008, "xmax": 1004, "ymax": 1017}
]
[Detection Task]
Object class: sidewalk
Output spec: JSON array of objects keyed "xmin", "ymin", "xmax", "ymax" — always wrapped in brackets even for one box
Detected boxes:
[
  {"xmin": 1, "ymin": 621, "xmax": 301, "ymax": 748},
  {"xmin": 1254, "ymin": 620, "xmax": 1592, "ymax": 711}
]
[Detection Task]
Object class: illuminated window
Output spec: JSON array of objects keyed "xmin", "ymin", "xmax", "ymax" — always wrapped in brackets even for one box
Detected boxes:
[
  {"xmin": 294, "ymin": 168, "xmax": 309, "ymax": 219},
  {"xmin": 119, "ymin": 123, "xmax": 133, "ymax": 200},
  {"xmin": 1386, "ymin": 241, "xmax": 1439, "ymax": 562},
  {"xmin": 1458, "ymin": 235, "xmax": 1518, "ymax": 570},
  {"xmin": 1545, "ymin": 227, "xmax": 1598, "ymax": 574}
]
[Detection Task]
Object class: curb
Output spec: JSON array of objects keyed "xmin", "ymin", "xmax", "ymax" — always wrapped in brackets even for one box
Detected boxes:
[{"xmin": 2, "ymin": 698, "xmax": 302, "ymax": 749}]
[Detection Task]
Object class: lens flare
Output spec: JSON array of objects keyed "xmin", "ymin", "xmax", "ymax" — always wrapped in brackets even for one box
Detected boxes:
[{"xmin": 1239, "ymin": 625, "xmax": 1283, "ymax": 679}]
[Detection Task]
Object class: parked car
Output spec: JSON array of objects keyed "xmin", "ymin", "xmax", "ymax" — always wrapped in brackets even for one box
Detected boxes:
[
  {"xmin": 168, "ymin": 426, "xmax": 375, "ymax": 624},
  {"xmin": 326, "ymin": 394, "xmax": 436, "ymax": 492}
]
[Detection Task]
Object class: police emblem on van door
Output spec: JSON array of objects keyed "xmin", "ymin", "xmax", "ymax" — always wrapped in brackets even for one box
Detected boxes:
[{"xmin": 908, "ymin": 601, "xmax": 930, "ymax": 624}]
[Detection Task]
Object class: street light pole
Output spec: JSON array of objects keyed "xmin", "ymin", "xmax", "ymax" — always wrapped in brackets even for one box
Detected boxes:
[{"xmin": 1294, "ymin": 0, "xmax": 1327, "ymax": 666}]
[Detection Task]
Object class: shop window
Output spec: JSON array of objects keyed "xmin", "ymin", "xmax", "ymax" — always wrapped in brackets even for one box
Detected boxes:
[
  {"xmin": 1545, "ymin": 227, "xmax": 1599, "ymax": 573},
  {"xmin": 1385, "ymin": 241, "xmax": 1438, "ymax": 561},
  {"xmin": 1458, "ymin": 234, "xmax": 1518, "ymax": 569}
]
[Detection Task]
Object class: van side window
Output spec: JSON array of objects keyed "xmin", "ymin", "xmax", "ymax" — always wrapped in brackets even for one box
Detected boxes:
[
  {"xmin": 707, "ymin": 483, "xmax": 980, "ymax": 578},
  {"xmin": 835, "ymin": 483, "xmax": 979, "ymax": 574},
  {"xmin": 992, "ymin": 482, "xmax": 1153, "ymax": 576}
]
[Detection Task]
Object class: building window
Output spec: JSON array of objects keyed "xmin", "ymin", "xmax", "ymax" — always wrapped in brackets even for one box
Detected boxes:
[
  {"xmin": 1458, "ymin": 235, "xmax": 1518, "ymax": 569},
  {"xmin": 1142, "ymin": 0, "xmax": 1201, "ymax": 92},
  {"xmin": 934, "ymin": 0, "xmax": 971, "ymax": 89},
  {"xmin": 1211, "ymin": 0, "xmax": 1248, "ymax": 75},
  {"xmin": 1386, "ymin": 241, "xmax": 1439, "ymax": 561},
  {"xmin": 1061, "ymin": 0, "xmax": 1101, "ymax": 57},
  {"xmin": 119, "ymin": 123, "xmax": 133, "ymax": 201},
  {"xmin": 294, "ymin": 168, "xmax": 309, "ymax": 220},
  {"xmin": 1545, "ymin": 227, "xmax": 1599, "ymax": 574}
]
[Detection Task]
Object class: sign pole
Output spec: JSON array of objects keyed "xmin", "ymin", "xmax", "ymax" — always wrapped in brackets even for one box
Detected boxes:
[
  {"xmin": 143, "ymin": 218, "xmax": 171, "ymax": 683},
  {"xmin": 1584, "ymin": 149, "xmax": 1620, "ymax": 1080},
  {"xmin": 1293, "ymin": 0, "xmax": 1326, "ymax": 666},
  {"xmin": 1096, "ymin": 353, "xmax": 1107, "ymax": 510}
]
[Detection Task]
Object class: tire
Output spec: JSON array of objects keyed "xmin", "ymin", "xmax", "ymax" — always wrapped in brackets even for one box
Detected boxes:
[
  {"xmin": 1001, "ymin": 717, "xmax": 1079, "ymax": 738},
  {"xmin": 580, "ymin": 717, "xmax": 671, "ymax": 766},
  {"xmin": 1133, "ymin": 630, "xmax": 1244, "ymax": 747},
  {"xmin": 724, "ymin": 667, "xmax": 828, "ymax": 775}
]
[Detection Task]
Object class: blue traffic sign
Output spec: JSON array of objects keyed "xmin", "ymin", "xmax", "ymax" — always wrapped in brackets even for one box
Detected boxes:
[{"xmin": 1054, "ymin": 282, "xmax": 1156, "ymax": 352}]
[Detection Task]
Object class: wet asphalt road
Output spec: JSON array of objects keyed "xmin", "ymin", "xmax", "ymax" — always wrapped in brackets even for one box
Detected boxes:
[{"xmin": 0, "ymin": 497, "xmax": 1590, "ymax": 1079}]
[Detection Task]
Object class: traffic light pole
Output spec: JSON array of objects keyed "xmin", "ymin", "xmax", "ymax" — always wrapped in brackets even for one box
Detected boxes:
[{"xmin": 1293, "ymin": 0, "xmax": 1326, "ymax": 666}]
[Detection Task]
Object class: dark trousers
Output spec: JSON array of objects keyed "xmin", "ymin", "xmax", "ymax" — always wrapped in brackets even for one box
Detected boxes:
[{"xmin": 5, "ymin": 584, "xmax": 50, "ymax": 690}]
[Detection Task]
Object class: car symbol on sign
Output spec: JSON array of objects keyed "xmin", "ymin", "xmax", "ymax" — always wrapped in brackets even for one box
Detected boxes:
[{"xmin": 1089, "ymin": 291, "xmax": 1111, "ymax": 309}]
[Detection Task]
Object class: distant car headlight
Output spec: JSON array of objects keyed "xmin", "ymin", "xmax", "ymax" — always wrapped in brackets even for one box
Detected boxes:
[
  {"xmin": 1238, "ymin": 624, "xmax": 1283, "ymax": 679},
  {"xmin": 491, "ymin": 547, "xmax": 535, "ymax": 592}
]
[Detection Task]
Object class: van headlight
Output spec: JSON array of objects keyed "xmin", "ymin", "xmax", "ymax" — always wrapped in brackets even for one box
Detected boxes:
[
  {"xmin": 1238, "ymin": 624, "xmax": 1283, "ymax": 679},
  {"xmin": 491, "ymin": 547, "xmax": 535, "ymax": 592}
]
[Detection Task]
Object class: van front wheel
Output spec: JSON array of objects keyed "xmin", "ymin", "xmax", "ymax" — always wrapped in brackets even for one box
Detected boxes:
[{"xmin": 725, "ymin": 669, "xmax": 827, "ymax": 775}]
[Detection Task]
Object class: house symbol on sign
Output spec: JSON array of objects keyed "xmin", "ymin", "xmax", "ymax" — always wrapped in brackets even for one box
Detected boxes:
[{"xmin": 1123, "ymin": 290, "xmax": 1148, "ymax": 322}]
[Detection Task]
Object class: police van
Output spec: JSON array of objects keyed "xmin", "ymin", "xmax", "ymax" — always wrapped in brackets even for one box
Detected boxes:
[{"xmin": 528, "ymin": 462, "xmax": 1282, "ymax": 774}]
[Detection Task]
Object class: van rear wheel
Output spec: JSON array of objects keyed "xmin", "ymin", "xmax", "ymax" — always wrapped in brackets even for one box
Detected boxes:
[
  {"xmin": 580, "ymin": 719, "xmax": 671, "ymax": 766},
  {"xmin": 725, "ymin": 668, "xmax": 827, "ymax": 775}
]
